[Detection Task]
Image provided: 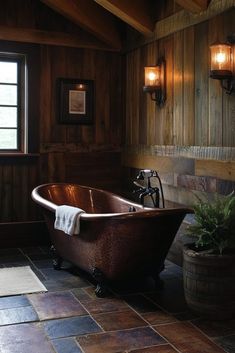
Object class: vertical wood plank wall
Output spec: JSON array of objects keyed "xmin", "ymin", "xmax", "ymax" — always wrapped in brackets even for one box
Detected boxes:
[
  {"xmin": 123, "ymin": 8, "xmax": 235, "ymax": 205},
  {"xmin": 0, "ymin": 0, "xmax": 124, "ymax": 225},
  {"xmin": 39, "ymin": 45, "xmax": 123, "ymax": 191},
  {"xmin": 0, "ymin": 1, "xmax": 235, "ymax": 228},
  {"xmin": 0, "ymin": 44, "xmax": 123, "ymax": 223}
]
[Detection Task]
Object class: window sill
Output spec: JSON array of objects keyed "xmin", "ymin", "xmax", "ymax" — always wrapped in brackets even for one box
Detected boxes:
[{"xmin": 0, "ymin": 153, "xmax": 40, "ymax": 162}]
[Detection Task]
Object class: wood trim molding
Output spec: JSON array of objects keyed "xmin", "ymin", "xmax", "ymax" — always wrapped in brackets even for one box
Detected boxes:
[
  {"xmin": 0, "ymin": 26, "xmax": 114, "ymax": 51},
  {"xmin": 123, "ymin": 145, "xmax": 235, "ymax": 161},
  {"xmin": 40, "ymin": 143, "xmax": 121, "ymax": 153},
  {"xmin": 155, "ymin": 0, "xmax": 234, "ymax": 40},
  {"xmin": 195, "ymin": 159, "xmax": 235, "ymax": 181},
  {"xmin": 125, "ymin": 0, "xmax": 235, "ymax": 51},
  {"xmin": 94, "ymin": 0, "xmax": 154, "ymax": 35},
  {"xmin": 175, "ymin": 0, "xmax": 209, "ymax": 13},
  {"xmin": 40, "ymin": 0, "xmax": 122, "ymax": 50}
]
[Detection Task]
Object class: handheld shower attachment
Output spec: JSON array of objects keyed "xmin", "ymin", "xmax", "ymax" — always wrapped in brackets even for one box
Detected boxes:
[{"xmin": 133, "ymin": 169, "xmax": 165, "ymax": 208}]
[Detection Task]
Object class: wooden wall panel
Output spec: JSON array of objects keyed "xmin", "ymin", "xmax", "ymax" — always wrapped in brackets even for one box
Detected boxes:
[
  {"xmin": 157, "ymin": 36, "xmax": 174, "ymax": 145},
  {"xmin": 195, "ymin": 160, "xmax": 235, "ymax": 182},
  {"xmin": 125, "ymin": 8, "xmax": 235, "ymax": 149},
  {"xmin": 222, "ymin": 9, "xmax": 235, "ymax": 147},
  {"xmin": 124, "ymin": 8, "xmax": 235, "ymax": 207},
  {"xmin": 208, "ymin": 14, "xmax": 223, "ymax": 146},
  {"xmin": 40, "ymin": 46, "xmax": 123, "ymax": 146},
  {"xmin": 0, "ymin": 42, "xmax": 123, "ymax": 224},
  {"xmin": 44, "ymin": 151, "xmax": 122, "ymax": 192},
  {"xmin": 0, "ymin": 158, "xmax": 41, "ymax": 222},
  {"xmin": 173, "ymin": 30, "xmax": 184, "ymax": 145},
  {"xmin": 183, "ymin": 26, "xmax": 195, "ymax": 146},
  {"xmin": 0, "ymin": 0, "xmax": 124, "ymax": 225},
  {"xmin": 146, "ymin": 42, "xmax": 158, "ymax": 145},
  {"xmin": 139, "ymin": 46, "xmax": 148, "ymax": 144},
  {"xmin": 194, "ymin": 21, "xmax": 209, "ymax": 146}
]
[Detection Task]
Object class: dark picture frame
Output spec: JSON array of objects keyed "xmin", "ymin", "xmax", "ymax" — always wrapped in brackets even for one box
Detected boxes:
[{"xmin": 58, "ymin": 78, "xmax": 94, "ymax": 124}]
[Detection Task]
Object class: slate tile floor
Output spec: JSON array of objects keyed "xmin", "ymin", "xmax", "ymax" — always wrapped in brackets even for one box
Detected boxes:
[{"xmin": 0, "ymin": 246, "xmax": 234, "ymax": 353}]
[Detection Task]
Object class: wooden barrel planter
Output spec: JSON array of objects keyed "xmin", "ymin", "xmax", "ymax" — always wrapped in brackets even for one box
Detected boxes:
[{"xmin": 183, "ymin": 244, "xmax": 235, "ymax": 319}]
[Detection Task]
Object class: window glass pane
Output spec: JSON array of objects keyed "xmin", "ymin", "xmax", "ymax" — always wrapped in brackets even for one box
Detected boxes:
[
  {"xmin": 0, "ymin": 61, "xmax": 17, "ymax": 83},
  {"xmin": 0, "ymin": 107, "xmax": 17, "ymax": 127},
  {"xmin": 0, "ymin": 129, "xmax": 17, "ymax": 149},
  {"xmin": 0, "ymin": 84, "xmax": 17, "ymax": 105}
]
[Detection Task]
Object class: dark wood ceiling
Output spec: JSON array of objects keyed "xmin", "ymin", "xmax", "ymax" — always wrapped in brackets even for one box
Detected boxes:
[
  {"xmin": 40, "ymin": 0, "xmax": 210, "ymax": 50},
  {"xmin": 0, "ymin": 0, "xmax": 210, "ymax": 51}
]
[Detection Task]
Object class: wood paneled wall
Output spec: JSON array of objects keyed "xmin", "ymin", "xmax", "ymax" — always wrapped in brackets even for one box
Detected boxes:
[
  {"xmin": 123, "ymin": 8, "xmax": 235, "ymax": 206},
  {"xmin": 0, "ymin": 43, "xmax": 123, "ymax": 223},
  {"xmin": 0, "ymin": 0, "xmax": 124, "ymax": 223},
  {"xmin": 0, "ymin": 156, "xmax": 41, "ymax": 222},
  {"xmin": 39, "ymin": 45, "xmax": 123, "ymax": 200},
  {"xmin": 125, "ymin": 9, "xmax": 235, "ymax": 147},
  {"xmin": 1, "ymin": 0, "xmax": 235, "ymax": 228},
  {"xmin": 40, "ymin": 45, "xmax": 123, "ymax": 146}
]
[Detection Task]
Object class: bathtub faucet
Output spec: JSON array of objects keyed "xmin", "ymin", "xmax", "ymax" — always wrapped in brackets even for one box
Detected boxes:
[{"xmin": 134, "ymin": 169, "xmax": 165, "ymax": 208}]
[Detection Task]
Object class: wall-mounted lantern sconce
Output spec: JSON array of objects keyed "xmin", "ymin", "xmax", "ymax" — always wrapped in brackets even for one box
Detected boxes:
[
  {"xmin": 210, "ymin": 35, "xmax": 235, "ymax": 95},
  {"xmin": 143, "ymin": 58, "xmax": 166, "ymax": 107}
]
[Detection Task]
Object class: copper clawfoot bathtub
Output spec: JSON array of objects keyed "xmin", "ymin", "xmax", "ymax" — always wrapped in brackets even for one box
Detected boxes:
[{"xmin": 32, "ymin": 183, "xmax": 192, "ymax": 296}]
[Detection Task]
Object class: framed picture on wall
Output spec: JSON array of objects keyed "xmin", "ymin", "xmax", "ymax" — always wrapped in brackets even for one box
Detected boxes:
[{"xmin": 57, "ymin": 78, "xmax": 94, "ymax": 124}]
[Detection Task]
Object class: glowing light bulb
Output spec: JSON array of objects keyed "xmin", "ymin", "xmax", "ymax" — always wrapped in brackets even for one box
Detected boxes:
[
  {"xmin": 216, "ymin": 52, "xmax": 226, "ymax": 63},
  {"xmin": 148, "ymin": 72, "xmax": 156, "ymax": 81}
]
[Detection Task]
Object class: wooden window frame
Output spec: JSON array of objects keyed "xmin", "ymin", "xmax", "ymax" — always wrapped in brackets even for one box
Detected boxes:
[{"xmin": 0, "ymin": 53, "xmax": 26, "ymax": 153}]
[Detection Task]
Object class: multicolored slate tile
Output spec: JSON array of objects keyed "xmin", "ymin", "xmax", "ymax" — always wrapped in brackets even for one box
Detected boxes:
[
  {"xmin": 130, "ymin": 345, "xmax": 180, "ymax": 352},
  {"xmin": 153, "ymin": 322, "xmax": 226, "ymax": 353},
  {"xmin": 0, "ymin": 295, "xmax": 30, "ymax": 310},
  {"xmin": 80, "ymin": 297, "xmax": 129, "ymax": 314},
  {"xmin": 0, "ymin": 306, "xmax": 38, "ymax": 325},
  {"xmin": 52, "ymin": 337, "xmax": 83, "ymax": 353},
  {"xmin": 43, "ymin": 316, "xmax": 102, "ymax": 339},
  {"xmin": 77, "ymin": 327, "xmax": 166, "ymax": 353},
  {"xmin": 0, "ymin": 247, "xmax": 231, "ymax": 353},
  {"xmin": 28, "ymin": 291, "xmax": 87, "ymax": 320},
  {"xmin": 92, "ymin": 309, "xmax": 147, "ymax": 331},
  {"xmin": 0, "ymin": 323, "xmax": 55, "ymax": 353}
]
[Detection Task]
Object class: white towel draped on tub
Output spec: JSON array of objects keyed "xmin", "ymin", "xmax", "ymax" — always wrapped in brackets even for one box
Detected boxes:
[{"xmin": 54, "ymin": 205, "xmax": 85, "ymax": 236}]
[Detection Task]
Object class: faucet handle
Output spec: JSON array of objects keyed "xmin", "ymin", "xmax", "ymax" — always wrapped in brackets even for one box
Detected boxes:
[{"xmin": 136, "ymin": 169, "xmax": 159, "ymax": 179}]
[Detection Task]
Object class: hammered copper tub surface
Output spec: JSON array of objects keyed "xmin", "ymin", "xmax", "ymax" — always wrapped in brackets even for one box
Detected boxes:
[{"xmin": 32, "ymin": 183, "xmax": 192, "ymax": 293}]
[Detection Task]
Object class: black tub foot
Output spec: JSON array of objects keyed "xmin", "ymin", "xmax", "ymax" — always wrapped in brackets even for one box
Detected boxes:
[
  {"xmin": 53, "ymin": 257, "xmax": 63, "ymax": 270},
  {"xmin": 95, "ymin": 284, "xmax": 108, "ymax": 298},
  {"xmin": 92, "ymin": 267, "xmax": 108, "ymax": 297},
  {"xmin": 50, "ymin": 245, "xmax": 63, "ymax": 270}
]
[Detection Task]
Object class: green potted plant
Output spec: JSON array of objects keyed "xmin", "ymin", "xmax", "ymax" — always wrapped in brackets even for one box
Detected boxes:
[{"xmin": 183, "ymin": 192, "xmax": 235, "ymax": 319}]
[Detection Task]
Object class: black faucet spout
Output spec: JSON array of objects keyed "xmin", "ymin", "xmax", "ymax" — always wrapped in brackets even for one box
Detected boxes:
[{"xmin": 133, "ymin": 169, "xmax": 165, "ymax": 208}]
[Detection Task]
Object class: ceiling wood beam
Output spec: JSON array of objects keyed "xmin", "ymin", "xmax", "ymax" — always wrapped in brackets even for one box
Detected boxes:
[
  {"xmin": 40, "ymin": 0, "xmax": 122, "ymax": 50},
  {"xmin": 175, "ymin": 0, "xmax": 209, "ymax": 13},
  {"xmin": 124, "ymin": 0, "xmax": 234, "ymax": 51},
  {"xmin": 94, "ymin": 0, "xmax": 154, "ymax": 36},
  {"xmin": 0, "ymin": 26, "xmax": 116, "ymax": 51}
]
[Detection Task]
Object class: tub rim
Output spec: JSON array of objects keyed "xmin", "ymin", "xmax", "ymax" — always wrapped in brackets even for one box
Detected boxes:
[{"xmin": 32, "ymin": 182, "xmax": 193, "ymax": 221}]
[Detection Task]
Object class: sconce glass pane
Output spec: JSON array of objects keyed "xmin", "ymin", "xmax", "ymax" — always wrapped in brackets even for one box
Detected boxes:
[
  {"xmin": 144, "ymin": 66, "xmax": 161, "ymax": 87},
  {"xmin": 210, "ymin": 43, "xmax": 232, "ymax": 72}
]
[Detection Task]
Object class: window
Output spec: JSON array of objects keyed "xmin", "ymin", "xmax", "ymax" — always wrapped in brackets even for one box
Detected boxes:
[{"xmin": 0, "ymin": 53, "xmax": 26, "ymax": 152}]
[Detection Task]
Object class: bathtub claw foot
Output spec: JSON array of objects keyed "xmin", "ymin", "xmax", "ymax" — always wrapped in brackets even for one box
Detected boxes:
[
  {"xmin": 53, "ymin": 257, "xmax": 63, "ymax": 270},
  {"xmin": 95, "ymin": 284, "xmax": 108, "ymax": 298},
  {"xmin": 51, "ymin": 245, "xmax": 63, "ymax": 270},
  {"xmin": 92, "ymin": 267, "xmax": 108, "ymax": 297}
]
